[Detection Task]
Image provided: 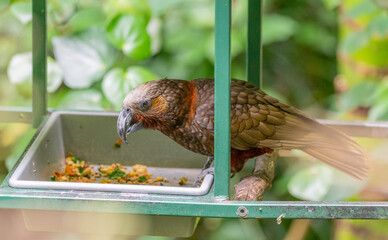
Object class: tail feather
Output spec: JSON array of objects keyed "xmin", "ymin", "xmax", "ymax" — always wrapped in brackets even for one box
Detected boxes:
[
  {"xmin": 302, "ymin": 147, "xmax": 368, "ymax": 179},
  {"xmin": 271, "ymin": 114, "xmax": 369, "ymax": 179},
  {"xmin": 303, "ymin": 123, "xmax": 368, "ymax": 179}
]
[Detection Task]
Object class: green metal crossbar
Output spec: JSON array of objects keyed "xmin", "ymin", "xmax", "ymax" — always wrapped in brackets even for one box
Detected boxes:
[
  {"xmin": 2, "ymin": 119, "xmax": 388, "ymax": 220},
  {"xmin": 1, "ymin": 0, "xmax": 388, "ymax": 222},
  {"xmin": 0, "ymin": 174, "xmax": 388, "ymax": 219},
  {"xmin": 0, "ymin": 107, "xmax": 32, "ymax": 123}
]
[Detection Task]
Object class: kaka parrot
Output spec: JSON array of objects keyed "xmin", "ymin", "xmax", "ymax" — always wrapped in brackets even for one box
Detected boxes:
[{"xmin": 117, "ymin": 78, "xmax": 368, "ymax": 183}]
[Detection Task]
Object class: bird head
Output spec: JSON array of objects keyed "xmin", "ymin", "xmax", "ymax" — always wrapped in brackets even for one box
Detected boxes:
[{"xmin": 117, "ymin": 79, "xmax": 192, "ymax": 143}]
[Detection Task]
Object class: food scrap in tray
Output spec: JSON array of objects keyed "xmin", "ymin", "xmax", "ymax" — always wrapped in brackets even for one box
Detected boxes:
[
  {"xmin": 178, "ymin": 177, "xmax": 188, "ymax": 185},
  {"xmin": 113, "ymin": 138, "xmax": 123, "ymax": 149},
  {"xmin": 51, "ymin": 154, "xmax": 175, "ymax": 185}
]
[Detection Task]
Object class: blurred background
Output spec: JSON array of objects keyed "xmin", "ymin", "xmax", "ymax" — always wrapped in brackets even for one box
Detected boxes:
[{"xmin": 1, "ymin": 0, "xmax": 388, "ymax": 239}]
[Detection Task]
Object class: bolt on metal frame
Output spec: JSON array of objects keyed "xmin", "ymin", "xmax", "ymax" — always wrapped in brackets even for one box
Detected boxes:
[{"xmin": 1, "ymin": 0, "xmax": 388, "ymax": 220}]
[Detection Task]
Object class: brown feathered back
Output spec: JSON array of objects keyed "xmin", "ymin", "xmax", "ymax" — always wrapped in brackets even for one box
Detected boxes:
[{"xmin": 192, "ymin": 78, "xmax": 368, "ymax": 179}]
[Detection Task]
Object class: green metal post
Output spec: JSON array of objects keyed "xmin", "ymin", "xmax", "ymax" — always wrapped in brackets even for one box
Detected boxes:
[
  {"xmin": 247, "ymin": 0, "xmax": 262, "ymax": 88},
  {"xmin": 32, "ymin": 0, "xmax": 47, "ymax": 128},
  {"xmin": 214, "ymin": 0, "xmax": 231, "ymax": 199}
]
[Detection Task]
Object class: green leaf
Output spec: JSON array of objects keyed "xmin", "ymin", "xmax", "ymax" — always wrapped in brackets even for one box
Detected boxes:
[
  {"xmin": 10, "ymin": 1, "xmax": 32, "ymax": 24},
  {"xmin": 147, "ymin": 0, "xmax": 182, "ymax": 15},
  {"xmin": 208, "ymin": 219, "xmax": 267, "ymax": 240},
  {"xmin": 321, "ymin": 0, "xmax": 341, "ymax": 9},
  {"xmin": 373, "ymin": 80, "xmax": 388, "ymax": 101},
  {"xmin": 12, "ymin": 0, "xmax": 28, "ymax": 2},
  {"xmin": 138, "ymin": 175, "xmax": 147, "ymax": 182},
  {"xmin": 102, "ymin": 66, "xmax": 157, "ymax": 108},
  {"xmin": 262, "ymin": 14, "xmax": 298, "ymax": 45},
  {"xmin": 7, "ymin": 52, "xmax": 32, "ymax": 98},
  {"xmin": 352, "ymin": 39, "xmax": 388, "ymax": 66},
  {"xmin": 288, "ymin": 165, "xmax": 333, "ymax": 201},
  {"xmin": 48, "ymin": 88, "xmax": 70, "ymax": 108},
  {"xmin": 147, "ymin": 18, "xmax": 162, "ymax": 55},
  {"xmin": 65, "ymin": 7, "xmax": 106, "ymax": 33},
  {"xmin": 340, "ymin": 11, "xmax": 388, "ymax": 55},
  {"xmin": 295, "ymin": 22, "xmax": 336, "ymax": 55},
  {"xmin": 106, "ymin": 14, "xmax": 151, "ymax": 60},
  {"xmin": 344, "ymin": 1, "xmax": 378, "ymax": 19},
  {"xmin": 339, "ymin": 81, "xmax": 376, "ymax": 111},
  {"xmin": 5, "ymin": 128, "xmax": 36, "ymax": 171},
  {"xmin": 369, "ymin": 99, "xmax": 388, "ymax": 121},
  {"xmin": 321, "ymin": 168, "xmax": 366, "ymax": 201},
  {"xmin": 339, "ymin": 31, "xmax": 369, "ymax": 54},
  {"xmin": 288, "ymin": 164, "xmax": 366, "ymax": 201},
  {"xmin": 7, "ymin": 52, "xmax": 63, "ymax": 97},
  {"xmin": 369, "ymin": 15, "xmax": 388, "ymax": 39},
  {"xmin": 52, "ymin": 28, "xmax": 117, "ymax": 89},
  {"xmin": 0, "ymin": 0, "xmax": 9, "ymax": 9},
  {"xmin": 47, "ymin": 0, "xmax": 77, "ymax": 28},
  {"xmin": 103, "ymin": 0, "xmax": 151, "ymax": 23},
  {"xmin": 47, "ymin": 57, "xmax": 64, "ymax": 92},
  {"xmin": 58, "ymin": 89, "xmax": 103, "ymax": 110},
  {"xmin": 108, "ymin": 168, "xmax": 126, "ymax": 180}
]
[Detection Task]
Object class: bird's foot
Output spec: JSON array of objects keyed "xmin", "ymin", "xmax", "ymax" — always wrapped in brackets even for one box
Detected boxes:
[
  {"xmin": 234, "ymin": 176, "xmax": 270, "ymax": 201},
  {"xmin": 193, "ymin": 167, "xmax": 214, "ymax": 187},
  {"xmin": 193, "ymin": 157, "xmax": 214, "ymax": 187},
  {"xmin": 233, "ymin": 151, "xmax": 278, "ymax": 201}
]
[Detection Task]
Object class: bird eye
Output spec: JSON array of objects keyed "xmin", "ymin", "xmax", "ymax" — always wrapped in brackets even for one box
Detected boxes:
[
  {"xmin": 126, "ymin": 108, "xmax": 130, "ymax": 112},
  {"xmin": 139, "ymin": 100, "xmax": 151, "ymax": 110}
]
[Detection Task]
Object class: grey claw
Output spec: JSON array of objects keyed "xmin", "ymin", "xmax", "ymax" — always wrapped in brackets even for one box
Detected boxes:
[{"xmin": 193, "ymin": 167, "xmax": 214, "ymax": 187}]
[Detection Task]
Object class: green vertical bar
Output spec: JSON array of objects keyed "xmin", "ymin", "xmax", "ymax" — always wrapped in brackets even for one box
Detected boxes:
[
  {"xmin": 32, "ymin": 0, "xmax": 47, "ymax": 128},
  {"xmin": 214, "ymin": 0, "xmax": 231, "ymax": 198},
  {"xmin": 247, "ymin": 0, "xmax": 262, "ymax": 88}
]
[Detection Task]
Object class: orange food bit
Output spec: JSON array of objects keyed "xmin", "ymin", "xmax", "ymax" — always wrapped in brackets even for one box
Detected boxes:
[{"xmin": 65, "ymin": 165, "xmax": 76, "ymax": 175}]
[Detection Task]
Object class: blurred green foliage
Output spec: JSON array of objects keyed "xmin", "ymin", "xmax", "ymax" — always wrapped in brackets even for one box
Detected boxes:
[
  {"xmin": 338, "ymin": 0, "xmax": 388, "ymax": 121},
  {"xmin": 0, "ymin": 0, "xmax": 387, "ymax": 239},
  {"xmin": 0, "ymin": 0, "xmax": 339, "ymax": 111}
]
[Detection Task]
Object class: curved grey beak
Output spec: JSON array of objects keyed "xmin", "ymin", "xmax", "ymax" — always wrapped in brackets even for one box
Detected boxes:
[{"xmin": 117, "ymin": 109, "xmax": 143, "ymax": 143}]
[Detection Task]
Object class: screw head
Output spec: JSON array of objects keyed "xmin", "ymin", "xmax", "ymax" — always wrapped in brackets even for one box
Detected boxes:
[{"xmin": 236, "ymin": 206, "xmax": 249, "ymax": 218}]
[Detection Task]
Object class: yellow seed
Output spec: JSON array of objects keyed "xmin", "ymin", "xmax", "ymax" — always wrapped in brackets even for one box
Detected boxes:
[
  {"xmin": 179, "ymin": 177, "xmax": 188, "ymax": 185},
  {"xmin": 156, "ymin": 177, "xmax": 163, "ymax": 181}
]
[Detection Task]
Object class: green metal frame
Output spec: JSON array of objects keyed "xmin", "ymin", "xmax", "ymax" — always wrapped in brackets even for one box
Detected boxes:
[
  {"xmin": 0, "ymin": 0, "xmax": 47, "ymax": 126},
  {"xmin": 214, "ymin": 0, "xmax": 231, "ymax": 199},
  {"xmin": 0, "ymin": 107, "xmax": 33, "ymax": 123},
  {"xmin": 32, "ymin": 0, "xmax": 47, "ymax": 128},
  {"xmin": 1, "ymin": 0, "xmax": 388, "ymax": 221},
  {"xmin": 247, "ymin": 0, "xmax": 262, "ymax": 88}
]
